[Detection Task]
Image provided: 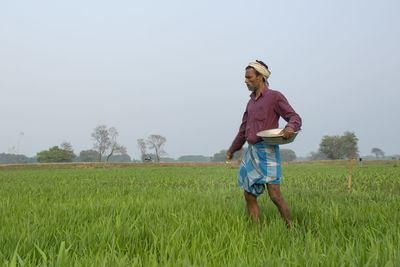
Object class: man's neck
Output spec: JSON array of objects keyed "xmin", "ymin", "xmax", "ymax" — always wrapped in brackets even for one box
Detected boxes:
[{"xmin": 254, "ymin": 84, "xmax": 266, "ymax": 99}]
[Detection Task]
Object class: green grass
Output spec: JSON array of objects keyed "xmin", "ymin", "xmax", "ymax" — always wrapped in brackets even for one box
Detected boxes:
[{"xmin": 0, "ymin": 163, "xmax": 399, "ymax": 266}]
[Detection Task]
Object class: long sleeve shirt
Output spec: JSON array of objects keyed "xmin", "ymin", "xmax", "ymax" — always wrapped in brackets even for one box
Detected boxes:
[{"xmin": 228, "ymin": 87, "xmax": 302, "ymax": 154}]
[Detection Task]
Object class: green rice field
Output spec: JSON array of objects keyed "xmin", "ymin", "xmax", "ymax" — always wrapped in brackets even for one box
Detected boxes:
[{"xmin": 0, "ymin": 161, "xmax": 399, "ymax": 266}]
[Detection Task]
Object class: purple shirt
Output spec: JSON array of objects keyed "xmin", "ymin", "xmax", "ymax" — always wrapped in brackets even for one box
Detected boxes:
[{"xmin": 228, "ymin": 87, "xmax": 302, "ymax": 154}]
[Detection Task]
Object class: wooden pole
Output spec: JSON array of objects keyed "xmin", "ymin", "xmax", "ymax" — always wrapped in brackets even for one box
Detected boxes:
[{"xmin": 347, "ymin": 158, "xmax": 354, "ymax": 194}]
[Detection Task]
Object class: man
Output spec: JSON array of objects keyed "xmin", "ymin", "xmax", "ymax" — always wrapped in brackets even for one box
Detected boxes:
[{"xmin": 226, "ymin": 60, "xmax": 302, "ymax": 227}]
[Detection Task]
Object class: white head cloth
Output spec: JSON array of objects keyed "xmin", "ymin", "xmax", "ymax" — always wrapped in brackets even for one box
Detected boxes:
[{"xmin": 248, "ymin": 61, "xmax": 271, "ymax": 84}]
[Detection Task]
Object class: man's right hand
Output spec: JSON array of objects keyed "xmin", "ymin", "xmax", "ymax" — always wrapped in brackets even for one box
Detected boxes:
[{"xmin": 226, "ymin": 152, "xmax": 233, "ymax": 160}]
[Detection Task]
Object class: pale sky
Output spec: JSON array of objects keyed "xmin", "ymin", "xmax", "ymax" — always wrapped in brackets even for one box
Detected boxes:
[{"xmin": 1, "ymin": 0, "xmax": 399, "ymax": 160}]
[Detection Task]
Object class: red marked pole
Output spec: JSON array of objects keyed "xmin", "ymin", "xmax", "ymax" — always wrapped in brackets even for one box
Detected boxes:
[{"xmin": 348, "ymin": 158, "xmax": 354, "ymax": 194}]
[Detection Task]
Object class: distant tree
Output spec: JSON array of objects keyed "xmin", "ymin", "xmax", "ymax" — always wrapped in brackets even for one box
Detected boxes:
[
  {"xmin": 178, "ymin": 155, "xmax": 211, "ymax": 162},
  {"xmin": 147, "ymin": 135, "xmax": 166, "ymax": 162},
  {"xmin": 211, "ymin": 150, "xmax": 227, "ymax": 162},
  {"xmin": 91, "ymin": 125, "xmax": 126, "ymax": 162},
  {"xmin": 79, "ymin": 149, "xmax": 100, "ymax": 162},
  {"xmin": 160, "ymin": 157, "xmax": 176, "ymax": 162},
  {"xmin": 91, "ymin": 125, "xmax": 110, "ymax": 161},
  {"xmin": 61, "ymin": 142, "xmax": 76, "ymax": 160},
  {"xmin": 280, "ymin": 149, "xmax": 296, "ymax": 162},
  {"xmin": 318, "ymin": 131, "xmax": 359, "ymax": 160},
  {"xmin": 105, "ymin": 127, "xmax": 127, "ymax": 162},
  {"xmin": 371, "ymin": 148, "xmax": 384, "ymax": 159},
  {"xmin": 137, "ymin": 139, "xmax": 147, "ymax": 162},
  {"xmin": 0, "ymin": 153, "xmax": 34, "ymax": 164},
  {"xmin": 319, "ymin": 135, "xmax": 342, "ymax": 160},
  {"xmin": 308, "ymin": 151, "xmax": 327, "ymax": 161},
  {"xmin": 37, "ymin": 146, "xmax": 74, "ymax": 163},
  {"xmin": 391, "ymin": 154, "xmax": 400, "ymax": 160},
  {"xmin": 108, "ymin": 154, "xmax": 131, "ymax": 162},
  {"xmin": 341, "ymin": 132, "xmax": 359, "ymax": 159},
  {"xmin": 211, "ymin": 148, "xmax": 245, "ymax": 162}
]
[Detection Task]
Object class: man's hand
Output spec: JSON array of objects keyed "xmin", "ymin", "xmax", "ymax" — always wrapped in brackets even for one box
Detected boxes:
[
  {"xmin": 226, "ymin": 152, "xmax": 233, "ymax": 160},
  {"xmin": 280, "ymin": 127, "xmax": 295, "ymax": 139}
]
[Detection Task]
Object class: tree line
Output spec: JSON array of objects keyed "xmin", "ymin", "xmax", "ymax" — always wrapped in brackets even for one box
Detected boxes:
[{"xmin": 1, "ymin": 128, "xmax": 397, "ymax": 164}]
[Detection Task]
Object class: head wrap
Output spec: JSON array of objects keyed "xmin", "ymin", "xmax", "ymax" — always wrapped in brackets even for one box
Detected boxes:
[{"xmin": 248, "ymin": 61, "xmax": 271, "ymax": 85}]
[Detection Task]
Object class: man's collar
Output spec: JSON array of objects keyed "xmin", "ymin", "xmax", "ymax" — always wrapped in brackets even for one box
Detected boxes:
[{"xmin": 250, "ymin": 86, "xmax": 269, "ymax": 100}]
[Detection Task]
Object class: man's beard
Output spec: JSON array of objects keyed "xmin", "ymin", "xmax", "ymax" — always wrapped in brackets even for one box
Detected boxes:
[{"xmin": 247, "ymin": 85, "xmax": 256, "ymax": 92}]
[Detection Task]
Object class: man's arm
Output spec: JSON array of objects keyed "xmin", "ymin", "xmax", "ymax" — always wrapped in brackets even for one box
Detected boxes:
[
  {"xmin": 274, "ymin": 92, "xmax": 302, "ymax": 138},
  {"xmin": 226, "ymin": 109, "xmax": 248, "ymax": 159}
]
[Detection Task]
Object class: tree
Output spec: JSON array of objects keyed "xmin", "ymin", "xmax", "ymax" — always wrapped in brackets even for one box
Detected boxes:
[
  {"xmin": 79, "ymin": 149, "xmax": 100, "ymax": 162},
  {"xmin": 37, "ymin": 146, "xmax": 74, "ymax": 163},
  {"xmin": 160, "ymin": 157, "xmax": 176, "ymax": 162},
  {"xmin": 147, "ymin": 135, "xmax": 166, "ymax": 162},
  {"xmin": 178, "ymin": 155, "xmax": 211, "ymax": 162},
  {"xmin": 341, "ymin": 132, "xmax": 359, "ymax": 159},
  {"xmin": 319, "ymin": 135, "xmax": 342, "ymax": 160},
  {"xmin": 91, "ymin": 125, "xmax": 110, "ymax": 161},
  {"xmin": 105, "ymin": 127, "xmax": 127, "ymax": 162},
  {"xmin": 318, "ymin": 131, "xmax": 359, "ymax": 160},
  {"xmin": 308, "ymin": 151, "xmax": 327, "ymax": 161},
  {"xmin": 137, "ymin": 139, "xmax": 147, "ymax": 162},
  {"xmin": 211, "ymin": 150, "xmax": 226, "ymax": 162},
  {"xmin": 371, "ymin": 148, "xmax": 384, "ymax": 159},
  {"xmin": 108, "ymin": 154, "xmax": 131, "ymax": 162},
  {"xmin": 391, "ymin": 154, "xmax": 400, "ymax": 160},
  {"xmin": 61, "ymin": 142, "xmax": 76, "ymax": 160},
  {"xmin": 91, "ymin": 125, "xmax": 126, "ymax": 162},
  {"xmin": 280, "ymin": 149, "xmax": 296, "ymax": 162},
  {"xmin": 0, "ymin": 153, "xmax": 35, "ymax": 164},
  {"xmin": 211, "ymin": 148, "xmax": 245, "ymax": 162}
]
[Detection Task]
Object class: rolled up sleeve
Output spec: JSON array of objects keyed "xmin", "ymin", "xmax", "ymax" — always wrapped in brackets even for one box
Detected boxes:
[
  {"xmin": 275, "ymin": 92, "xmax": 302, "ymax": 132},
  {"xmin": 228, "ymin": 109, "xmax": 248, "ymax": 154}
]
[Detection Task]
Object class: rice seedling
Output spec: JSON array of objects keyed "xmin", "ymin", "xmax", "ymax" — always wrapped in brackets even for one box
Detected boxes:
[{"xmin": 0, "ymin": 162, "xmax": 399, "ymax": 266}]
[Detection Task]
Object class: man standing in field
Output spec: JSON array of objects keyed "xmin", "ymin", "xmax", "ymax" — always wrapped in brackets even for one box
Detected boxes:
[{"xmin": 226, "ymin": 60, "xmax": 302, "ymax": 227}]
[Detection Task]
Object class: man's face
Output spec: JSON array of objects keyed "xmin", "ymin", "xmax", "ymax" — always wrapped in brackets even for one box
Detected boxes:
[{"xmin": 245, "ymin": 68, "xmax": 262, "ymax": 92}]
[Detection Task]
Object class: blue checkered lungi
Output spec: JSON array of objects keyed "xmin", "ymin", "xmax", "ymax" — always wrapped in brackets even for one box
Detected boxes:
[{"xmin": 238, "ymin": 142, "xmax": 281, "ymax": 196}]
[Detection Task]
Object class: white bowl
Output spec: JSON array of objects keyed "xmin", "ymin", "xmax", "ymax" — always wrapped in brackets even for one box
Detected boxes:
[{"xmin": 256, "ymin": 128, "xmax": 299, "ymax": 145}]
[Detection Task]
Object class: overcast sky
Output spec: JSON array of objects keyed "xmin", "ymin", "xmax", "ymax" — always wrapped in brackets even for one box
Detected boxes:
[{"xmin": 1, "ymin": 0, "xmax": 399, "ymax": 160}]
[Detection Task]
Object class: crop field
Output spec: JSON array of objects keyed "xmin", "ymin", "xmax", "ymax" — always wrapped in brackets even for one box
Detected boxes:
[{"xmin": 0, "ymin": 161, "xmax": 399, "ymax": 266}]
